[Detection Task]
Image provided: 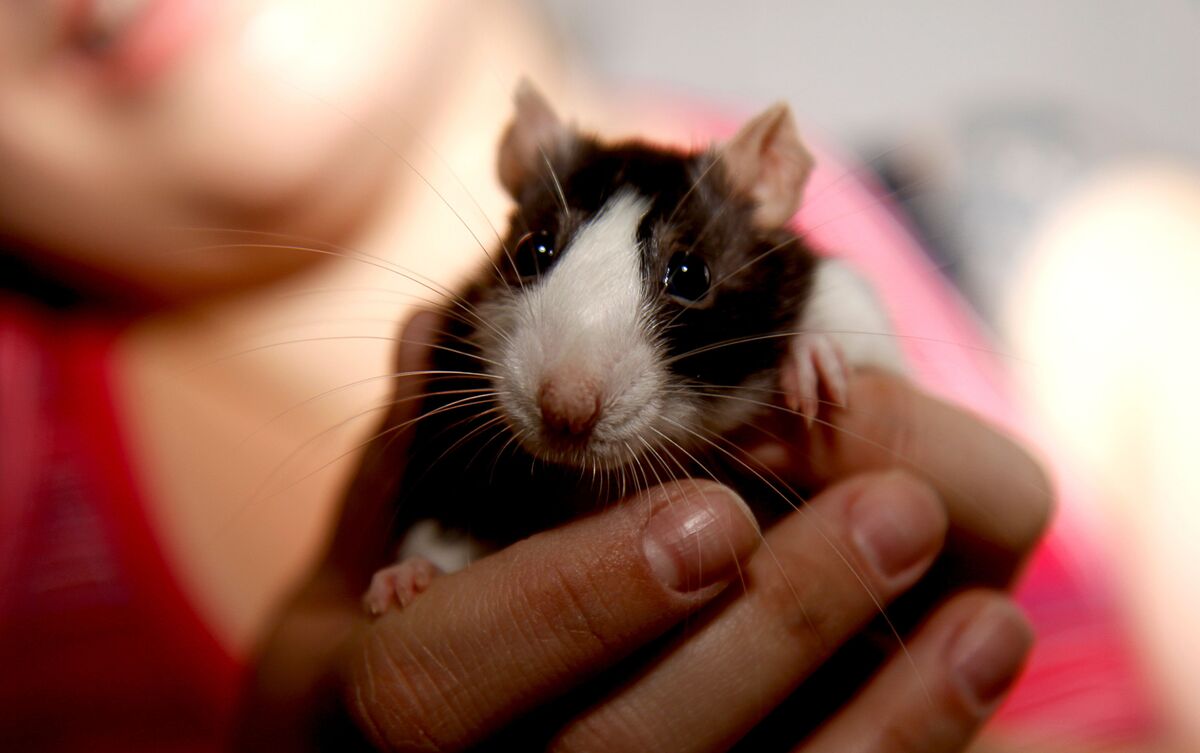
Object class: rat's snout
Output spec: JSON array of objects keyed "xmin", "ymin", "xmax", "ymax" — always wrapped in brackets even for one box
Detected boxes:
[{"xmin": 538, "ymin": 373, "xmax": 602, "ymax": 438}]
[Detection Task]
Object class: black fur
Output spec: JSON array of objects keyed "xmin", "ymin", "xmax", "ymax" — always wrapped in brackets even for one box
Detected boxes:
[{"xmin": 378, "ymin": 132, "xmax": 818, "ymax": 555}]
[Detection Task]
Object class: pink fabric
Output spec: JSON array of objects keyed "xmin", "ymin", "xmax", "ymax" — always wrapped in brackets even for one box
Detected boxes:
[{"xmin": 794, "ymin": 143, "xmax": 1160, "ymax": 747}]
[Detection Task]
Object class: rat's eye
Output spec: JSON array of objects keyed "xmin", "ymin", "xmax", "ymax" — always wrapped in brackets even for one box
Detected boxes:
[
  {"xmin": 663, "ymin": 251, "xmax": 711, "ymax": 303},
  {"xmin": 513, "ymin": 231, "xmax": 557, "ymax": 278}
]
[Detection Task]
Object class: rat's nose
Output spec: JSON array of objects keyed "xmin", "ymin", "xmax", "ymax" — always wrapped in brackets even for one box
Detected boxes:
[{"xmin": 538, "ymin": 376, "xmax": 601, "ymax": 437}]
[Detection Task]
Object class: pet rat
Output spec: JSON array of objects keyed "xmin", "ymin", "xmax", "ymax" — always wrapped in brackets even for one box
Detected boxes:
[{"xmin": 362, "ymin": 82, "xmax": 901, "ymax": 614}]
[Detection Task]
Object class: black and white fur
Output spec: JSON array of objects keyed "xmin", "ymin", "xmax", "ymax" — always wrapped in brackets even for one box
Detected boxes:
[{"xmin": 363, "ymin": 82, "xmax": 901, "ymax": 613}]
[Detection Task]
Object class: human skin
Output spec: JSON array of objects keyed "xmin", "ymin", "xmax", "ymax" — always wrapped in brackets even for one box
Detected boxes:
[
  {"xmin": 0, "ymin": 0, "xmax": 564, "ymax": 655},
  {"xmin": 0, "ymin": 2, "xmax": 1049, "ymax": 748},
  {"xmin": 0, "ymin": 0, "xmax": 461, "ymax": 299},
  {"xmin": 236, "ymin": 312, "xmax": 1049, "ymax": 752}
]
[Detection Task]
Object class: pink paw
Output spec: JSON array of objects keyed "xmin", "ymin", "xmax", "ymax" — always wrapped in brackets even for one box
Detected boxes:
[
  {"xmin": 781, "ymin": 333, "xmax": 849, "ymax": 427},
  {"xmin": 363, "ymin": 556, "xmax": 442, "ymax": 616}
]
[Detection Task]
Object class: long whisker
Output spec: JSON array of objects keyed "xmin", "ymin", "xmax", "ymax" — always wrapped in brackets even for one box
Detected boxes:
[
  {"xmin": 488, "ymin": 430, "xmax": 524, "ymax": 485},
  {"xmin": 241, "ymin": 377, "xmax": 497, "ymax": 450},
  {"xmin": 658, "ymin": 416, "xmax": 930, "ymax": 698},
  {"xmin": 539, "ymin": 147, "xmax": 570, "ymax": 217},
  {"xmin": 664, "ymin": 328, "xmax": 1021, "ymax": 367},
  {"xmin": 700, "ymin": 387, "xmax": 1021, "ymax": 535},
  {"xmin": 663, "ymin": 384, "xmax": 842, "ymax": 414},
  {"xmin": 200, "ymin": 334, "xmax": 500, "ymax": 375},
  {"xmin": 172, "ymin": 237, "xmax": 514, "ymax": 348},
  {"xmin": 663, "ymin": 153, "xmax": 723, "ymax": 229},
  {"xmin": 427, "ymin": 410, "xmax": 508, "ymax": 473},
  {"xmin": 665, "ymin": 166, "xmax": 936, "ymax": 332},
  {"xmin": 245, "ymin": 78, "xmax": 515, "ymax": 292},
  {"xmin": 372, "ymin": 102, "xmax": 522, "ymax": 287},
  {"xmin": 238, "ymin": 390, "xmax": 500, "ymax": 519},
  {"xmin": 249, "ymin": 289, "xmax": 492, "ymax": 336},
  {"xmin": 463, "ymin": 414, "xmax": 517, "ymax": 469}
]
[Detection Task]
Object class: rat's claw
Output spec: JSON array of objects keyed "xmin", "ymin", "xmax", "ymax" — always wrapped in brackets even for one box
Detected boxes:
[
  {"xmin": 813, "ymin": 336, "xmax": 849, "ymax": 409},
  {"xmin": 363, "ymin": 556, "xmax": 442, "ymax": 616},
  {"xmin": 782, "ymin": 333, "xmax": 850, "ymax": 428}
]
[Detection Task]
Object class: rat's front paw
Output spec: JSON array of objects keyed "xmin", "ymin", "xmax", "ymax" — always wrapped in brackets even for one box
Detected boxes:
[
  {"xmin": 781, "ymin": 332, "xmax": 849, "ymax": 427},
  {"xmin": 363, "ymin": 556, "xmax": 442, "ymax": 616}
]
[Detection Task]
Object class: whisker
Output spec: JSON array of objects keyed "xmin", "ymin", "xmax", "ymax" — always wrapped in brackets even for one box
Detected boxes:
[
  {"xmin": 172, "ymin": 237, "xmax": 513, "ymax": 347},
  {"xmin": 241, "ymin": 377, "xmax": 498, "ymax": 451},
  {"xmin": 235, "ymin": 390, "xmax": 500, "ymax": 523},
  {"xmin": 539, "ymin": 147, "xmax": 571, "ymax": 217},
  {"xmin": 661, "ymin": 415, "xmax": 933, "ymax": 706},
  {"xmin": 430, "ymin": 411, "xmax": 508, "ymax": 473},
  {"xmin": 194, "ymin": 335, "xmax": 501, "ymax": 374},
  {"xmin": 664, "ymin": 328, "xmax": 1021, "ymax": 367},
  {"xmin": 664, "ymin": 153, "xmax": 723, "ymax": 229},
  {"xmin": 466, "ymin": 420, "xmax": 520, "ymax": 480},
  {"xmin": 684, "ymin": 386, "xmax": 1015, "ymax": 535},
  {"xmin": 663, "ymin": 385, "xmax": 842, "ymax": 413},
  {"xmin": 236, "ymin": 78, "xmax": 516, "ymax": 293}
]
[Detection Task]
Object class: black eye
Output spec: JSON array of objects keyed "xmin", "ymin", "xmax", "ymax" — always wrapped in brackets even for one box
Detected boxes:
[
  {"xmin": 514, "ymin": 230, "xmax": 556, "ymax": 278},
  {"xmin": 663, "ymin": 251, "xmax": 711, "ymax": 303}
]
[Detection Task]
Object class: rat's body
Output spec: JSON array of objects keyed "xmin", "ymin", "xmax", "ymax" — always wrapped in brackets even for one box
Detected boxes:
[{"xmin": 365, "ymin": 84, "xmax": 901, "ymax": 612}]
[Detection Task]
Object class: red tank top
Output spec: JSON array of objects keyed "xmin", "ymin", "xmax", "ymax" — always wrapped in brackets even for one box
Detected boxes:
[{"xmin": 0, "ymin": 296, "xmax": 241, "ymax": 752}]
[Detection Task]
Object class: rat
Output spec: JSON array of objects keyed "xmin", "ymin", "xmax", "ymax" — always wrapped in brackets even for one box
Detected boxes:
[{"xmin": 362, "ymin": 81, "xmax": 902, "ymax": 615}]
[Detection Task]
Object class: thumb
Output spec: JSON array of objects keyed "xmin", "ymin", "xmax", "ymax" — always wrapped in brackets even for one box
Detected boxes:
[{"xmin": 347, "ymin": 480, "xmax": 762, "ymax": 752}]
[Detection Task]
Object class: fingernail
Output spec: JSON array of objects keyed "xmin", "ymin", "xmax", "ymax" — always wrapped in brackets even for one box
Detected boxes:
[
  {"xmin": 950, "ymin": 600, "xmax": 1034, "ymax": 711},
  {"xmin": 642, "ymin": 483, "xmax": 761, "ymax": 592},
  {"xmin": 849, "ymin": 474, "xmax": 946, "ymax": 583}
]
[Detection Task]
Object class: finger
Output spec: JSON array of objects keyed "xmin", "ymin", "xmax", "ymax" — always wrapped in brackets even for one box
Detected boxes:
[
  {"xmin": 328, "ymin": 308, "xmax": 442, "ymax": 581},
  {"xmin": 346, "ymin": 480, "xmax": 763, "ymax": 753},
  {"xmin": 552, "ymin": 471, "xmax": 948, "ymax": 753},
  {"xmin": 798, "ymin": 591, "xmax": 1033, "ymax": 753},
  {"xmin": 758, "ymin": 370, "xmax": 1052, "ymax": 577}
]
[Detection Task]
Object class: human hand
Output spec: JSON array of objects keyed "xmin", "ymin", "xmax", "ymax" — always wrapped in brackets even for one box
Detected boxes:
[
  {"xmin": 346, "ymin": 476, "xmax": 1038, "ymax": 753},
  {"xmin": 239, "ymin": 315, "xmax": 1050, "ymax": 753}
]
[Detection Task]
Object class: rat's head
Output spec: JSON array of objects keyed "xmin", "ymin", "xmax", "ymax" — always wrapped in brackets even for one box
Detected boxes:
[{"xmin": 475, "ymin": 83, "xmax": 818, "ymax": 470}]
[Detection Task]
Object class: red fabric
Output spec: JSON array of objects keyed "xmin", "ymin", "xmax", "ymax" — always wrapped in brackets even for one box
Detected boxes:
[{"xmin": 0, "ymin": 297, "xmax": 241, "ymax": 752}]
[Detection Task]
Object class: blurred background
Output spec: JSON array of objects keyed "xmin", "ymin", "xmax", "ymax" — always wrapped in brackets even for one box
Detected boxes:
[{"xmin": 535, "ymin": 0, "xmax": 1200, "ymax": 326}]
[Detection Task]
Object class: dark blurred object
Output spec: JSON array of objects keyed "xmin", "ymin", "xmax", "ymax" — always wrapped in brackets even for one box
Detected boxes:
[{"xmin": 869, "ymin": 103, "xmax": 1128, "ymax": 330}]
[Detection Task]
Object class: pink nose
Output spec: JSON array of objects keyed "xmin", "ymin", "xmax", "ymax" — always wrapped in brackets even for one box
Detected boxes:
[{"xmin": 538, "ymin": 378, "xmax": 601, "ymax": 437}]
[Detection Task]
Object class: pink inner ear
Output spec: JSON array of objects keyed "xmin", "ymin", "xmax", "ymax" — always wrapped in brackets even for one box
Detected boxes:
[{"xmin": 722, "ymin": 104, "xmax": 813, "ymax": 228}]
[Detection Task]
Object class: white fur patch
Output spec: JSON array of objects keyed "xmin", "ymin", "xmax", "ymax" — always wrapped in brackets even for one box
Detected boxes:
[
  {"xmin": 398, "ymin": 519, "xmax": 486, "ymax": 573},
  {"xmin": 484, "ymin": 192, "xmax": 682, "ymax": 467},
  {"xmin": 800, "ymin": 259, "xmax": 905, "ymax": 373}
]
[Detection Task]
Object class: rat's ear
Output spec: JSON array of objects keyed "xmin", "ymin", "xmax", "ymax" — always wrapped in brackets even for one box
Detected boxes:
[
  {"xmin": 497, "ymin": 79, "xmax": 572, "ymax": 198},
  {"xmin": 720, "ymin": 103, "xmax": 814, "ymax": 228}
]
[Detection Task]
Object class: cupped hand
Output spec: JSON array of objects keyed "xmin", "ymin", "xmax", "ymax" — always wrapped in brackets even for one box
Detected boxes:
[{"xmin": 237, "ymin": 313, "xmax": 1051, "ymax": 753}]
